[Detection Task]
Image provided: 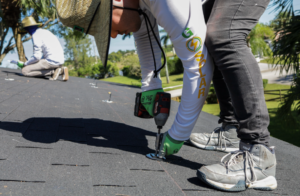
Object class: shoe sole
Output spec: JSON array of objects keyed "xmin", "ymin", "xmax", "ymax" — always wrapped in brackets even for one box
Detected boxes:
[
  {"xmin": 197, "ymin": 170, "xmax": 277, "ymax": 192},
  {"xmin": 52, "ymin": 68, "xmax": 62, "ymax": 81},
  {"xmin": 62, "ymin": 67, "xmax": 69, "ymax": 81},
  {"xmin": 189, "ymin": 139, "xmax": 238, "ymax": 153}
]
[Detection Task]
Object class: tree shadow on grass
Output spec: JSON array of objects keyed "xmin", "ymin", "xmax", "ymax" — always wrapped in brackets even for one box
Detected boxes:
[
  {"xmin": 173, "ymin": 77, "xmax": 183, "ymax": 82},
  {"xmin": 102, "ymin": 81, "xmax": 141, "ymax": 89},
  {"xmin": 268, "ymin": 108, "xmax": 300, "ymax": 147}
]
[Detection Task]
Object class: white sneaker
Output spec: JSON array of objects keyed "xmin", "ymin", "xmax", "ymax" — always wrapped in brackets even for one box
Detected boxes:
[
  {"xmin": 50, "ymin": 67, "xmax": 62, "ymax": 81},
  {"xmin": 189, "ymin": 123, "xmax": 240, "ymax": 153},
  {"xmin": 50, "ymin": 67, "xmax": 69, "ymax": 81},
  {"xmin": 61, "ymin": 67, "xmax": 69, "ymax": 81},
  {"xmin": 197, "ymin": 142, "xmax": 277, "ymax": 192}
]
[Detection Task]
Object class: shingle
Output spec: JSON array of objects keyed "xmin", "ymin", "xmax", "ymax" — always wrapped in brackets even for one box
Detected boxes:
[{"xmin": 0, "ymin": 67, "xmax": 298, "ymax": 196}]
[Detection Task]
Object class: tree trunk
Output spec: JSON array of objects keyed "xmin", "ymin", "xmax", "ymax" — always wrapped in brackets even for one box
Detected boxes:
[
  {"xmin": 12, "ymin": 26, "xmax": 26, "ymax": 62},
  {"xmin": 0, "ymin": 53, "xmax": 7, "ymax": 65},
  {"xmin": 165, "ymin": 61, "xmax": 170, "ymax": 84}
]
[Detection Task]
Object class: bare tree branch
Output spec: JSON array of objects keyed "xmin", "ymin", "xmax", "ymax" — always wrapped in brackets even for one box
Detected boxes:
[
  {"xmin": 21, "ymin": 36, "xmax": 32, "ymax": 43},
  {"xmin": 7, "ymin": 36, "xmax": 14, "ymax": 48},
  {"xmin": 41, "ymin": 18, "xmax": 53, "ymax": 28},
  {"xmin": 0, "ymin": 27, "xmax": 9, "ymax": 53},
  {"xmin": 1, "ymin": 34, "xmax": 31, "ymax": 58}
]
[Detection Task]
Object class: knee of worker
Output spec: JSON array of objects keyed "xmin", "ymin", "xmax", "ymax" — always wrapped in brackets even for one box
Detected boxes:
[{"xmin": 22, "ymin": 67, "xmax": 30, "ymax": 76}]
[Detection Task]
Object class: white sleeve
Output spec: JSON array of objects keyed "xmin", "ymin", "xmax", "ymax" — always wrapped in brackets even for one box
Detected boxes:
[
  {"xmin": 133, "ymin": 9, "xmax": 162, "ymax": 92},
  {"xmin": 25, "ymin": 35, "xmax": 43, "ymax": 65},
  {"xmin": 145, "ymin": 0, "xmax": 214, "ymax": 141}
]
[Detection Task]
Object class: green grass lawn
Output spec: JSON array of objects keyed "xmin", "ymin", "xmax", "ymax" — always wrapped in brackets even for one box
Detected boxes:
[
  {"xmin": 101, "ymin": 75, "xmax": 299, "ymax": 146},
  {"xmin": 100, "ymin": 76, "xmax": 142, "ymax": 87},
  {"xmin": 260, "ymin": 57, "xmax": 300, "ymax": 64},
  {"xmin": 264, "ymin": 83, "xmax": 290, "ymax": 101},
  {"xmin": 202, "ymin": 101, "xmax": 300, "ymax": 147},
  {"xmin": 101, "ymin": 74, "xmax": 184, "ymax": 90},
  {"xmin": 203, "ymin": 84, "xmax": 300, "ymax": 147}
]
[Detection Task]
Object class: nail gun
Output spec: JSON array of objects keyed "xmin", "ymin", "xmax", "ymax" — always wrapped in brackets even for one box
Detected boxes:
[{"xmin": 134, "ymin": 92, "xmax": 171, "ymax": 161}]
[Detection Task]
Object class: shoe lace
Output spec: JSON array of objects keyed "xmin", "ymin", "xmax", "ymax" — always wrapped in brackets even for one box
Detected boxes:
[
  {"xmin": 221, "ymin": 150, "xmax": 257, "ymax": 187},
  {"xmin": 206, "ymin": 127, "xmax": 230, "ymax": 151}
]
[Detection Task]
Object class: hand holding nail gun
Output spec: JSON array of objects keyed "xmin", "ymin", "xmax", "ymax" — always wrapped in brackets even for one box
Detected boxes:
[{"xmin": 134, "ymin": 89, "xmax": 184, "ymax": 160}]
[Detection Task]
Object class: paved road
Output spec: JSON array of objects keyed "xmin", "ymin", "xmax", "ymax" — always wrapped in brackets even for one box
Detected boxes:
[
  {"xmin": 167, "ymin": 63, "xmax": 293, "ymax": 97},
  {"xmin": 259, "ymin": 63, "xmax": 293, "ymax": 85},
  {"xmin": 0, "ymin": 68, "xmax": 298, "ymax": 196}
]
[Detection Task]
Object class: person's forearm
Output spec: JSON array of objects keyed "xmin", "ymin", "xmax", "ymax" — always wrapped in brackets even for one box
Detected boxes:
[
  {"xmin": 134, "ymin": 11, "xmax": 162, "ymax": 92},
  {"xmin": 25, "ymin": 56, "xmax": 39, "ymax": 66},
  {"xmin": 136, "ymin": 35, "xmax": 163, "ymax": 91}
]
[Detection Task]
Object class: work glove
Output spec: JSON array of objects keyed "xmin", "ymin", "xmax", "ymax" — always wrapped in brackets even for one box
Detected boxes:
[
  {"xmin": 158, "ymin": 132, "xmax": 184, "ymax": 157},
  {"xmin": 141, "ymin": 88, "xmax": 164, "ymax": 116},
  {"xmin": 17, "ymin": 61, "xmax": 24, "ymax": 69}
]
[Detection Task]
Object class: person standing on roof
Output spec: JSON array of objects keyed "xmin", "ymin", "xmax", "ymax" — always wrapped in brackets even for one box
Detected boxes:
[
  {"xmin": 17, "ymin": 16, "xmax": 69, "ymax": 81},
  {"xmin": 56, "ymin": 0, "xmax": 277, "ymax": 192},
  {"xmin": 188, "ymin": 0, "xmax": 277, "ymax": 192}
]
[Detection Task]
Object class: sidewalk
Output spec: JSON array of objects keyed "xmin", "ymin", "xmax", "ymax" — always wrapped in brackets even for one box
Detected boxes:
[
  {"xmin": 259, "ymin": 63, "xmax": 293, "ymax": 85},
  {"xmin": 166, "ymin": 63, "xmax": 293, "ymax": 98}
]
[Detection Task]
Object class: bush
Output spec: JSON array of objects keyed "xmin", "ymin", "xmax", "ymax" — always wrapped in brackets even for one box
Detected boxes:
[
  {"xmin": 160, "ymin": 65, "xmax": 168, "ymax": 77},
  {"xmin": 263, "ymin": 79, "xmax": 268, "ymax": 89},
  {"xmin": 206, "ymin": 84, "xmax": 218, "ymax": 104},
  {"xmin": 110, "ymin": 63, "xmax": 119, "ymax": 77},
  {"xmin": 122, "ymin": 66, "xmax": 130, "ymax": 76},
  {"xmin": 128, "ymin": 65, "xmax": 141, "ymax": 79},
  {"xmin": 160, "ymin": 56, "xmax": 183, "ymax": 77},
  {"xmin": 172, "ymin": 56, "xmax": 184, "ymax": 74},
  {"xmin": 97, "ymin": 61, "xmax": 120, "ymax": 78},
  {"xmin": 121, "ymin": 65, "xmax": 141, "ymax": 79}
]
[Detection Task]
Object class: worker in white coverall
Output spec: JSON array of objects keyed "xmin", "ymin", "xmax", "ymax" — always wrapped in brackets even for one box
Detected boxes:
[
  {"xmin": 17, "ymin": 16, "xmax": 69, "ymax": 81},
  {"xmin": 110, "ymin": 0, "xmax": 277, "ymax": 192}
]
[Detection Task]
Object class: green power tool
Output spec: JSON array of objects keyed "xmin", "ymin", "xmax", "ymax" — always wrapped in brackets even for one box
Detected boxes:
[{"xmin": 134, "ymin": 91, "xmax": 171, "ymax": 161}]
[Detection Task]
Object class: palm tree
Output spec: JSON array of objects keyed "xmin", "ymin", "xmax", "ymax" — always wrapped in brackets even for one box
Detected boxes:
[
  {"xmin": 122, "ymin": 32, "xmax": 133, "ymax": 40},
  {"xmin": 270, "ymin": 12, "xmax": 292, "ymax": 29},
  {"xmin": 269, "ymin": 0, "xmax": 300, "ymax": 122},
  {"xmin": 159, "ymin": 29, "xmax": 170, "ymax": 48},
  {"xmin": 247, "ymin": 23, "xmax": 274, "ymax": 57},
  {"xmin": 271, "ymin": 15, "xmax": 300, "ymax": 74},
  {"xmin": 159, "ymin": 29, "xmax": 171, "ymax": 83}
]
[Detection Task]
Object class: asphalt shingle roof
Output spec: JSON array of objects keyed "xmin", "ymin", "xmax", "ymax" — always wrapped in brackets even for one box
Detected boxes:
[{"xmin": 0, "ymin": 68, "xmax": 298, "ymax": 196}]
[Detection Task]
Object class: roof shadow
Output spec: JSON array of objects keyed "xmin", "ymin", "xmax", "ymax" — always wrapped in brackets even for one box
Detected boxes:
[
  {"xmin": 100, "ymin": 81, "xmax": 141, "ymax": 89},
  {"xmin": 0, "ymin": 117, "xmax": 204, "ymax": 172},
  {"xmin": 1, "ymin": 70, "xmax": 50, "ymax": 80}
]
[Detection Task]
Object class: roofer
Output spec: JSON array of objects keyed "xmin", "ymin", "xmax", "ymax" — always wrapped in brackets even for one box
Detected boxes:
[
  {"xmin": 17, "ymin": 16, "xmax": 69, "ymax": 81},
  {"xmin": 56, "ymin": 0, "xmax": 277, "ymax": 192}
]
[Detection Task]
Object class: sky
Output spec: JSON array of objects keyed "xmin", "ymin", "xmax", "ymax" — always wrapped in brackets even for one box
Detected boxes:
[{"xmin": 2, "ymin": 2, "xmax": 300, "ymax": 69}]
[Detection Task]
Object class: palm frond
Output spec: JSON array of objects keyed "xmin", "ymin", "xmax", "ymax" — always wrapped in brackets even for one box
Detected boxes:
[
  {"xmin": 122, "ymin": 32, "xmax": 132, "ymax": 40},
  {"xmin": 277, "ymin": 71, "xmax": 300, "ymax": 124},
  {"xmin": 270, "ymin": 0, "xmax": 294, "ymax": 17},
  {"xmin": 272, "ymin": 15, "xmax": 300, "ymax": 73}
]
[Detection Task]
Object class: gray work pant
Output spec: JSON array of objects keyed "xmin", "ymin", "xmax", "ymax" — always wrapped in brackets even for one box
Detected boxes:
[
  {"xmin": 22, "ymin": 59, "xmax": 60, "ymax": 77},
  {"xmin": 205, "ymin": 0, "xmax": 271, "ymax": 146}
]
